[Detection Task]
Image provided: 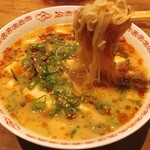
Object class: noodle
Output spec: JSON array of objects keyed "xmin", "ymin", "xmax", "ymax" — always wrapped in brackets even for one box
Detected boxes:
[{"xmin": 73, "ymin": 0, "xmax": 132, "ymax": 85}]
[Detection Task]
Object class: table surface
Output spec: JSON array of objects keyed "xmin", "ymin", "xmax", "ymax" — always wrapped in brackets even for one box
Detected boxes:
[{"xmin": 0, "ymin": 0, "xmax": 150, "ymax": 150}]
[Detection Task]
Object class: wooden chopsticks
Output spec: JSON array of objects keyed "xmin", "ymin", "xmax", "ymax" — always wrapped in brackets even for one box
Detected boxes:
[{"xmin": 131, "ymin": 11, "xmax": 150, "ymax": 22}]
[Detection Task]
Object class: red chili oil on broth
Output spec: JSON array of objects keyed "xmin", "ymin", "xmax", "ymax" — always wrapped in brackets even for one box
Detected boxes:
[{"xmin": 0, "ymin": 24, "xmax": 149, "ymax": 140}]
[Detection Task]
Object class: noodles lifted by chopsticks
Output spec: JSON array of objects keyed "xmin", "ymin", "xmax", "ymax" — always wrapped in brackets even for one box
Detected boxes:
[{"xmin": 73, "ymin": 0, "xmax": 132, "ymax": 85}]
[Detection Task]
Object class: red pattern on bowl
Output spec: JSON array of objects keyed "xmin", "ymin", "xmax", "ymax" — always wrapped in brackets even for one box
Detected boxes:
[{"xmin": 0, "ymin": 6, "xmax": 150, "ymax": 149}]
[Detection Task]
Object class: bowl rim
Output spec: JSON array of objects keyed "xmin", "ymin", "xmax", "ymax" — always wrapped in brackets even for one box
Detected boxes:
[{"xmin": 0, "ymin": 5, "xmax": 150, "ymax": 150}]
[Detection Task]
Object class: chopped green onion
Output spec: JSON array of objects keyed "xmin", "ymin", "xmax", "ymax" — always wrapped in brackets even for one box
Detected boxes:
[
  {"xmin": 135, "ymin": 100, "xmax": 142, "ymax": 107},
  {"xmin": 11, "ymin": 69, "xmax": 18, "ymax": 81},
  {"xmin": 70, "ymin": 126, "xmax": 80, "ymax": 138},
  {"xmin": 32, "ymin": 95, "xmax": 46, "ymax": 112}
]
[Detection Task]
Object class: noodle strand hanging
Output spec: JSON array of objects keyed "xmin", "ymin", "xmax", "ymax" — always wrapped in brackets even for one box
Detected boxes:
[{"xmin": 73, "ymin": 0, "xmax": 132, "ymax": 85}]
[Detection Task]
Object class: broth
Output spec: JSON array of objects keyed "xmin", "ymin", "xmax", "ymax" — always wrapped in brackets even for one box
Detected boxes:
[{"xmin": 0, "ymin": 24, "xmax": 148, "ymax": 140}]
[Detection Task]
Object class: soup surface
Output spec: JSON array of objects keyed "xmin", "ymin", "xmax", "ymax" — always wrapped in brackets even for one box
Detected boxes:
[{"xmin": 0, "ymin": 24, "xmax": 148, "ymax": 140}]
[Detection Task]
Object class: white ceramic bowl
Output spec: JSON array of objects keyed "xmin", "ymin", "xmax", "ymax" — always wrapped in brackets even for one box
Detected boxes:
[{"xmin": 0, "ymin": 6, "xmax": 150, "ymax": 149}]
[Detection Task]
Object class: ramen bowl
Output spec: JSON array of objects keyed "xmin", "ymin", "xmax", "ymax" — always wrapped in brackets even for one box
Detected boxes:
[{"xmin": 0, "ymin": 6, "xmax": 150, "ymax": 149}]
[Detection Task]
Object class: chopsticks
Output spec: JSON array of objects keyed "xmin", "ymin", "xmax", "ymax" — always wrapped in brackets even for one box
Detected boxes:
[{"xmin": 131, "ymin": 11, "xmax": 150, "ymax": 22}]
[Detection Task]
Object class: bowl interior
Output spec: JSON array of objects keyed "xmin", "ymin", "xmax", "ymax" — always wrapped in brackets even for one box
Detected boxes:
[{"xmin": 0, "ymin": 6, "xmax": 150, "ymax": 149}]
